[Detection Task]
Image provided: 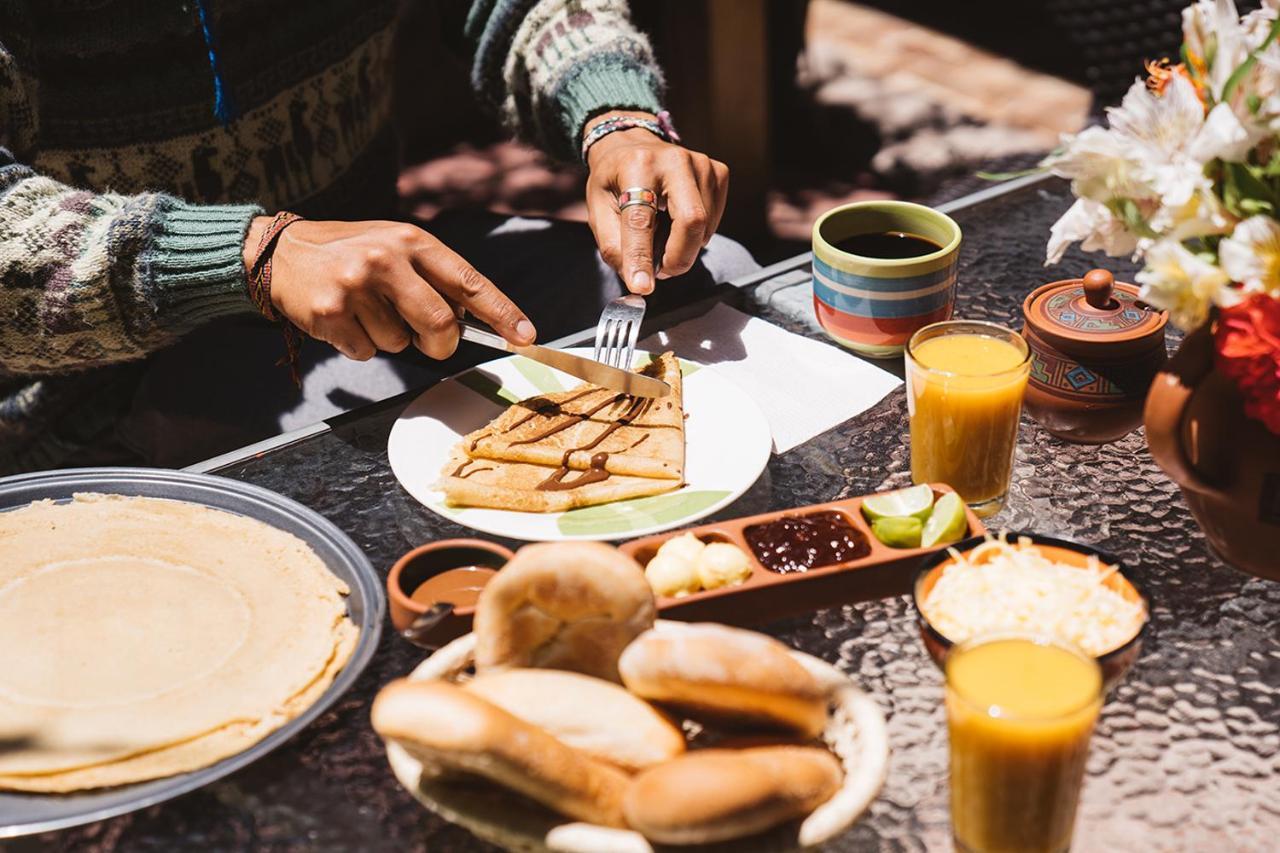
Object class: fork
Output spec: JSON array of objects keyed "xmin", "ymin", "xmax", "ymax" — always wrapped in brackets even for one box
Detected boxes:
[{"xmin": 592, "ymin": 293, "xmax": 646, "ymax": 369}]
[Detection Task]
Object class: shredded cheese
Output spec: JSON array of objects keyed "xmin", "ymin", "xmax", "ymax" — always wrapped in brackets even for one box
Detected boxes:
[{"xmin": 920, "ymin": 535, "xmax": 1145, "ymax": 657}]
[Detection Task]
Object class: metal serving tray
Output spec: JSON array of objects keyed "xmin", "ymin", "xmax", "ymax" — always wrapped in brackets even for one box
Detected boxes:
[{"xmin": 0, "ymin": 467, "xmax": 384, "ymax": 838}]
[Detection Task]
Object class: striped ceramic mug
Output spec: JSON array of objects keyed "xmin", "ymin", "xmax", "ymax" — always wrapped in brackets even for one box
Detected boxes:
[{"xmin": 812, "ymin": 201, "xmax": 962, "ymax": 358}]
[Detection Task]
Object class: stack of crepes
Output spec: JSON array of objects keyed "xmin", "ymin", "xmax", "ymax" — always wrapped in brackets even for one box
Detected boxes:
[
  {"xmin": 438, "ymin": 352, "xmax": 686, "ymax": 512},
  {"xmin": 0, "ymin": 494, "xmax": 357, "ymax": 792}
]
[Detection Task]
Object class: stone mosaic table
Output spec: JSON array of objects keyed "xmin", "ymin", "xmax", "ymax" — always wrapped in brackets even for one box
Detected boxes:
[{"xmin": 22, "ymin": 176, "xmax": 1279, "ymax": 852}]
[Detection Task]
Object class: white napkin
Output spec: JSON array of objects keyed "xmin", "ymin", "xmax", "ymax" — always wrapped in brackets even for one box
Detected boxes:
[{"xmin": 640, "ymin": 303, "xmax": 902, "ymax": 453}]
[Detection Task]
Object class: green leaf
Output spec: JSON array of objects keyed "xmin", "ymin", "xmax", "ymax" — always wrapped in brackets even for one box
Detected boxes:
[
  {"xmin": 511, "ymin": 357, "xmax": 567, "ymax": 394},
  {"xmin": 556, "ymin": 490, "xmax": 730, "ymax": 537},
  {"xmin": 975, "ymin": 167, "xmax": 1045, "ymax": 182},
  {"xmin": 1105, "ymin": 198, "xmax": 1157, "ymax": 239},
  {"xmin": 456, "ymin": 369, "xmax": 520, "ymax": 407},
  {"xmin": 1221, "ymin": 16, "xmax": 1280, "ymax": 103},
  {"xmin": 1222, "ymin": 162, "xmax": 1277, "ymax": 218},
  {"xmin": 1261, "ymin": 148, "xmax": 1280, "ymax": 178}
]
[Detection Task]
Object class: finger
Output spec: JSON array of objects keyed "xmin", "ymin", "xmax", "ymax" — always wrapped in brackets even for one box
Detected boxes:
[
  {"xmin": 378, "ymin": 262, "xmax": 464, "ymax": 360},
  {"xmin": 657, "ymin": 155, "xmax": 710, "ymax": 278},
  {"xmin": 616, "ymin": 189, "xmax": 657, "ymax": 295},
  {"xmin": 315, "ymin": 315, "xmax": 377, "ymax": 361},
  {"xmin": 706, "ymin": 160, "xmax": 730, "ymax": 244},
  {"xmin": 588, "ymin": 187, "xmax": 625, "ymax": 275},
  {"xmin": 410, "ymin": 242, "xmax": 536, "ymax": 346},
  {"xmin": 355, "ymin": 295, "xmax": 414, "ymax": 353}
]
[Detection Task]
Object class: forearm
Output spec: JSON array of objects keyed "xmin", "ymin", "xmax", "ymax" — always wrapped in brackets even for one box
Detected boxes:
[
  {"xmin": 466, "ymin": 0, "xmax": 665, "ymax": 161},
  {"xmin": 0, "ymin": 153, "xmax": 261, "ymax": 374}
]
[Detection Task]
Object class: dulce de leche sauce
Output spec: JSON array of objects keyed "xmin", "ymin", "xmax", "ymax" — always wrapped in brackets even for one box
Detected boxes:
[
  {"xmin": 409, "ymin": 566, "xmax": 496, "ymax": 609},
  {"xmin": 743, "ymin": 511, "xmax": 871, "ymax": 574}
]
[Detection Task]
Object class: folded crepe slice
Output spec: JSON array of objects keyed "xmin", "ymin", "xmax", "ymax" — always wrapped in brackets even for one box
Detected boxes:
[
  {"xmin": 438, "ymin": 450, "xmax": 681, "ymax": 513},
  {"xmin": 437, "ymin": 352, "xmax": 686, "ymax": 512},
  {"xmin": 461, "ymin": 352, "xmax": 684, "ymax": 481}
]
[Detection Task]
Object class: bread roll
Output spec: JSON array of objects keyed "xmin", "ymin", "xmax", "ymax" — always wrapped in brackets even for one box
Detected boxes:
[
  {"xmin": 464, "ymin": 669, "xmax": 685, "ymax": 772},
  {"xmin": 618, "ymin": 623, "xmax": 828, "ymax": 737},
  {"xmin": 474, "ymin": 542, "xmax": 655, "ymax": 682},
  {"xmin": 623, "ymin": 746, "xmax": 842, "ymax": 844},
  {"xmin": 371, "ymin": 679, "xmax": 630, "ymax": 827}
]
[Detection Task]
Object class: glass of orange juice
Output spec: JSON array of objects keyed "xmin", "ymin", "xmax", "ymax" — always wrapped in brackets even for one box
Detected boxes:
[
  {"xmin": 906, "ymin": 321, "xmax": 1030, "ymax": 517},
  {"xmin": 946, "ymin": 634, "xmax": 1103, "ymax": 853}
]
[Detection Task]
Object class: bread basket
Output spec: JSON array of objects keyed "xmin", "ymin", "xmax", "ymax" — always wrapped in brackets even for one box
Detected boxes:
[{"xmin": 384, "ymin": 621, "xmax": 889, "ymax": 852}]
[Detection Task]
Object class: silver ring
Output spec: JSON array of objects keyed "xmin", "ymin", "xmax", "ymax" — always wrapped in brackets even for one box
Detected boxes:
[{"xmin": 617, "ymin": 187, "xmax": 658, "ymax": 212}]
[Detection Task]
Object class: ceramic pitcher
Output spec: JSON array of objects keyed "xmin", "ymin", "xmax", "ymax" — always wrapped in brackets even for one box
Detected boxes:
[{"xmin": 1144, "ymin": 325, "xmax": 1280, "ymax": 581}]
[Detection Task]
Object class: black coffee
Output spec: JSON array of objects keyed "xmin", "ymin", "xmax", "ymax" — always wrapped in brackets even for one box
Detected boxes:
[{"xmin": 832, "ymin": 231, "xmax": 941, "ymax": 259}]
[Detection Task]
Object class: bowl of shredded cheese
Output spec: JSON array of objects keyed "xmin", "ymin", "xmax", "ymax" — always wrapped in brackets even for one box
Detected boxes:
[{"xmin": 911, "ymin": 532, "xmax": 1148, "ymax": 687}]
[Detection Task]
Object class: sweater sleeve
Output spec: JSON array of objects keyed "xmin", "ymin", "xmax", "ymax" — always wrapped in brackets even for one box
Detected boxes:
[
  {"xmin": 465, "ymin": 0, "xmax": 665, "ymax": 161},
  {"xmin": 0, "ymin": 43, "xmax": 262, "ymax": 376},
  {"xmin": 0, "ymin": 154, "xmax": 262, "ymax": 374}
]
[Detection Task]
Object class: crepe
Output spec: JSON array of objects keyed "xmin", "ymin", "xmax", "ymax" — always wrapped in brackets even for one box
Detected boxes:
[
  {"xmin": 438, "ymin": 353, "xmax": 686, "ymax": 512},
  {"xmin": 0, "ymin": 494, "xmax": 356, "ymax": 792},
  {"xmin": 465, "ymin": 353, "xmax": 684, "ymax": 480}
]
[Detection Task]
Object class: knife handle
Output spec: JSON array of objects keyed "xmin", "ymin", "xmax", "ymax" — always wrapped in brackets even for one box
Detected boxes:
[{"xmin": 458, "ymin": 321, "xmax": 513, "ymax": 353}]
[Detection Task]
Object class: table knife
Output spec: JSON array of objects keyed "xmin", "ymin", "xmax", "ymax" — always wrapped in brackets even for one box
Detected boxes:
[{"xmin": 458, "ymin": 322, "xmax": 671, "ymax": 398}]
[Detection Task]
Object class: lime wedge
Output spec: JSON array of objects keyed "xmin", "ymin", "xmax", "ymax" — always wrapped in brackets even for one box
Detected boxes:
[
  {"xmin": 921, "ymin": 491, "xmax": 968, "ymax": 547},
  {"xmin": 871, "ymin": 516, "xmax": 923, "ymax": 549},
  {"xmin": 861, "ymin": 484, "xmax": 935, "ymax": 521}
]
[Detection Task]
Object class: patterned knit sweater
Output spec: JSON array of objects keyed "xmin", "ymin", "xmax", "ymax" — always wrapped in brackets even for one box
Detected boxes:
[{"xmin": 0, "ymin": 0, "xmax": 663, "ymax": 472}]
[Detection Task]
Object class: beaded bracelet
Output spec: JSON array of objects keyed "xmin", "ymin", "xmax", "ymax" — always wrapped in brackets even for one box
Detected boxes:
[
  {"xmin": 247, "ymin": 210, "xmax": 306, "ymax": 385},
  {"xmin": 581, "ymin": 110, "xmax": 682, "ymax": 163}
]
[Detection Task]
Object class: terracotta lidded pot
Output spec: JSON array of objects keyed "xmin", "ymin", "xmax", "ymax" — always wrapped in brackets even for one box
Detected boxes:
[{"xmin": 1021, "ymin": 269, "xmax": 1168, "ymax": 444}]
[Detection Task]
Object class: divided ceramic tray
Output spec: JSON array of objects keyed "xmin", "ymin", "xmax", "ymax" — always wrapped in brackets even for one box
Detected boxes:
[
  {"xmin": 619, "ymin": 483, "xmax": 986, "ymax": 625},
  {"xmin": 398, "ymin": 484, "xmax": 985, "ymax": 645}
]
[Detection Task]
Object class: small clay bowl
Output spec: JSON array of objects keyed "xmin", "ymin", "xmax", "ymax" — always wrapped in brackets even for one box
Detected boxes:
[
  {"xmin": 910, "ymin": 532, "xmax": 1148, "ymax": 689},
  {"xmin": 387, "ymin": 539, "xmax": 513, "ymax": 639}
]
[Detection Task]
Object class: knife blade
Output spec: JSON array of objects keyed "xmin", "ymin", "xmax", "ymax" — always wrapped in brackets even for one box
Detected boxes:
[{"xmin": 458, "ymin": 322, "xmax": 671, "ymax": 398}]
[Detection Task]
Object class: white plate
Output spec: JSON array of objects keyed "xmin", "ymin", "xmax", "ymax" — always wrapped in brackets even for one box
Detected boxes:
[{"xmin": 387, "ymin": 349, "xmax": 771, "ymax": 541}]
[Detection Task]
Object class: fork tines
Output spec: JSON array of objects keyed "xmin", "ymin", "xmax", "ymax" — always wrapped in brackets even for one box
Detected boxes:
[{"xmin": 593, "ymin": 294, "xmax": 646, "ymax": 370}]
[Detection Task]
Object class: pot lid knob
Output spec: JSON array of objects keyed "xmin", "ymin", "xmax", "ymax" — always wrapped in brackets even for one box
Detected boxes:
[{"xmin": 1082, "ymin": 269, "xmax": 1115, "ymax": 309}]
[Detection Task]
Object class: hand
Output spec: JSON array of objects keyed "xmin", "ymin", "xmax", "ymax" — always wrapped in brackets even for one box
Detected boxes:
[
  {"xmin": 243, "ymin": 219, "xmax": 536, "ymax": 361},
  {"xmin": 585, "ymin": 112, "xmax": 729, "ymax": 294}
]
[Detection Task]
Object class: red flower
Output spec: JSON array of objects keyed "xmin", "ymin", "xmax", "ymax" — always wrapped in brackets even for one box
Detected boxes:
[{"xmin": 1215, "ymin": 294, "xmax": 1280, "ymax": 435}]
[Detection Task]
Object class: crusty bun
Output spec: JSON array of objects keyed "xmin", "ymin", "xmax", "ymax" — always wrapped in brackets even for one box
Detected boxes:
[
  {"xmin": 618, "ymin": 623, "xmax": 828, "ymax": 737},
  {"xmin": 464, "ymin": 669, "xmax": 684, "ymax": 772},
  {"xmin": 371, "ymin": 679, "xmax": 629, "ymax": 827},
  {"xmin": 474, "ymin": 542, "xmax": 655, "ymax": 682},
  {"xmin": 623, "ymin": 746, "xmax": 843, "ymax": 844}
]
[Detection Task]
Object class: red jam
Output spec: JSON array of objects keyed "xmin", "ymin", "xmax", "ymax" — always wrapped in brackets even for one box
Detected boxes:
[{"xmin": 743, "ymin": 511, "xmax": 871, "ymax": 574}]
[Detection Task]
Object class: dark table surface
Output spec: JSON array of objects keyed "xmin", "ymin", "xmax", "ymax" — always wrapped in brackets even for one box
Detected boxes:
[{"xmin": 21, "ymin": 177, "xmax": 1279, "ymax": 852}]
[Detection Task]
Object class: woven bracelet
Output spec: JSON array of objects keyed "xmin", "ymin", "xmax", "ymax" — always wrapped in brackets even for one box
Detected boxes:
[
  {"xmin": 247, "ymin": 211, "xmax": 306, "ymax": 385},
  {"xmin": 581, "ymin": 110, "xmax": 682, "ymax": 163}
]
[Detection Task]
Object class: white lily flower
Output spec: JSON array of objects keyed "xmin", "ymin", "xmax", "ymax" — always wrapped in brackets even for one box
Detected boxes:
[
  {"xmin": 1043, "ymin": 74, "xmax": 1240, "ymax": 261},
  {"xmin": 1183, "ymin": 0, "xmax": 1251, "ymax": 100},
  {"xmin": 1042, "ymin": 124, "xmax": 1152, "ymax": 204},
  {"xmin": 1045, "ymin": 199, "xmax": 1141, "ymax": 265},
  {"xmin": 1136, "ymin": 240, "xmax": 1236, "ymax": 330},
  {"xmin": 1190, "ymin": 102, "xmax": 1255, "ymax": 161},
  {"xmin": 1148, "ymin": 189, "xmax": 1234, "ymax": 243},
  {"xmin": 1220, "ymin": 215, "xmax": 1280, "ymax": 294}
]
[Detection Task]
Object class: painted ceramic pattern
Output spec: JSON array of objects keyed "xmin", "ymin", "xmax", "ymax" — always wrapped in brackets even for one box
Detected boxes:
[
  {"xmin": 1029, "ymin": 350, "xmax": 1127, "ymax": 400},
  {"xmin": 1043, "ymin": 288, "xmax": 1150, "ymax": 332}
]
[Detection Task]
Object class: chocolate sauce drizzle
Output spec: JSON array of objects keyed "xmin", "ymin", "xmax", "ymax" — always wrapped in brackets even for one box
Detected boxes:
[
  {"xmin": 470, "ymin": 361, "xmax": 672, "ymax": 492},
  {"xmin": 450, "ymin": 460, "xmax": 495, "ymax": 479}
]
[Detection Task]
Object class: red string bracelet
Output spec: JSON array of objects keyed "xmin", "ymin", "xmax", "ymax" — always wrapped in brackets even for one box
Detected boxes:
[{"xmin": 247, "ymin": 211, "xmax": 305, "ymax": 385}]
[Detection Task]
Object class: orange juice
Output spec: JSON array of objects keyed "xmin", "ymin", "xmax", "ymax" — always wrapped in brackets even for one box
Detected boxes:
[
  {"xmin": 946, "ymin": 637, "xmax": 1102, "ymax": 853},
  {"xmin": 906, "ymin": 323, "xmax": 1030, "ymax": 517}
]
